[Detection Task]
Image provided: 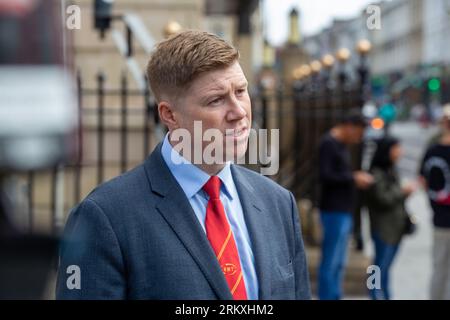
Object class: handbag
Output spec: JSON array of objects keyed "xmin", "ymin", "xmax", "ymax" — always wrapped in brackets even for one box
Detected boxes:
[
  {"xmin": 401, "ymin": 200, "xmax": 418, "ymax": 235},
  {"xmin": 403, "ymin": 213, "xmax": 417, "ymax": 236}
]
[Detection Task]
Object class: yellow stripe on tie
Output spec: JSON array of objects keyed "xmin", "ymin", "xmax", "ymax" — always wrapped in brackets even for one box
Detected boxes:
[
  {"xmin": 231, "ymin": 272, "xmax": 243, "ymax": 295},
  {"xmin": 217, "ymin": 229, "xmax": 232, "ymax": 261}
]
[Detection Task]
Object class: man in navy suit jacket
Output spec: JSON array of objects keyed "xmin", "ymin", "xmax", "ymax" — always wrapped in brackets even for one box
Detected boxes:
[{"xmin": 56, "ymin": 30, "xmax": 311, "ymax": 300}]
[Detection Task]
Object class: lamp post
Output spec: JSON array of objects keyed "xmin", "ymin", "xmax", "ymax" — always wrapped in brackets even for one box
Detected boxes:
[
  {"xmin": 321, "ymin": 54, "xmax": 335, "ymax": 87},
  {"xmin": 308, "ymin": 60, "xmax": 322, "ymax": 206},
  {"xmin": 335, "ymin": 47, "xmax": 351, "ymax": 126},
  {"xmin": 310, "ymin": 60, "xmax": 322, "ymax": 74},
  {"xmin": 294, "ymin": 64, "xmax": 312, "ymax": 192},
  {"xmin": 356, "ymin": 39, "xmax": 372, "ymax": 110},
  {"xmin": 310, "ymin": 60, "xmax": 322, "ymax": 91},
  {"xmin": 336, "ymin": 47, "xmax": 351, "ymax": 87},
  {"xmin": 322, "ymin": 54, "xmax": 335, "ymax": 130},
  {"xmin": 308, "ymin": 60, "xmax": 322, "ymax": 207},
  {"xmin": 354, "ymin": 39, "xmax": 372, "ymax": 252},
  {"xmin": 299, "ymin": 64, "xmax": 312, "ymax": 84},
  {"xmin": 163, "ymin": 21, "xmax": 182, "ymax": 38}
]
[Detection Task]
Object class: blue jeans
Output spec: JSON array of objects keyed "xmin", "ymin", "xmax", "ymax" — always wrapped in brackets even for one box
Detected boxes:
[
  {"xmin": 318, "ymin": 211, "xmax": 353, "ymax": 300},
  {"xmin": 369, "ymin": 233, "xmax": 399, "ymax": 300}
]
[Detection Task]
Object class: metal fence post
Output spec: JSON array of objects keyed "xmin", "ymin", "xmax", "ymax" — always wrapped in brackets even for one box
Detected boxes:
[
  {"xmin": 120, "ymin": 71, "xmax": 128, "ymax": 173},
  {"xmin": 74, "ymin": 70, "xmax": 83, "ymax": 205},
  {"xmin": 97, "ymin": 72, "xmax": 105, "ymax": 185},
  {"xmin": 27, "ymin": 171, "xmax": 34, "ymax": 234},
  {"xmin": 143, "ymin": 75, "xmax": 152, "ymax": 158}
]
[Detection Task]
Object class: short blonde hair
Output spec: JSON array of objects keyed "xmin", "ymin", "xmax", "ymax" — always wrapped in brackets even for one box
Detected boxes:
[{"xmin": 146, "ymin": 30, "xmax": 239, "ymax": 103}]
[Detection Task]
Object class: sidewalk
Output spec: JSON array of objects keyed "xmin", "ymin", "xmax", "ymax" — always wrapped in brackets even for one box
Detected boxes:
[{"xmin": 390, "ymin": 189, "xmax": 433, "ymax": 299}]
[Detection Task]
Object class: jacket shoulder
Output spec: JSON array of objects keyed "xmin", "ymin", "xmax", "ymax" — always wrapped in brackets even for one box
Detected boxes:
[
  {"xmin": 232, "ymin": 165, "xmax": 292, "ymax": 199},
  {"xmin": 83, "ymin": 164, "xmax": 148, "ymax": 209}
]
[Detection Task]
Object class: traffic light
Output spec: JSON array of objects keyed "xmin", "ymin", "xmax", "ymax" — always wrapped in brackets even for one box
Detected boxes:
[
  {"xmin": 428, "ymin": 78, "xmax": 441, "ymax": 92},
  {"xmin": 371, "ymin": 117, "xmax": 385, "ymax": 130},
  {"xmin": 379, "ymin": 103, "xmax": 396, "ymax": 124}
]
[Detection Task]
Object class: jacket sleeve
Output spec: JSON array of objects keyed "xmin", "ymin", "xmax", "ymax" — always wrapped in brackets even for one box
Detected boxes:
[
  {"xmin": 55, "ymin": 198, "xmax": 126, "ymax": 299},
  {"xmin": 418, "ymin": 148, "xmax": 430, "ymax": 177},
  {"xmin": 367, "ymin": 170, "xmax": 405, "ymax": 210},
  {"xmin": 289, "ymin": 191, "xmax": 312, "ymax": 300}
]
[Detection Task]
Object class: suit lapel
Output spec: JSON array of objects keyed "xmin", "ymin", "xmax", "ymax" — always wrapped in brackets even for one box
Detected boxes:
[
  {"xmin": 231, "ymin": 165, "xmax": 272, "ymax": 299},
  {"xmin": 143, "ymin": 144, "xmax": 232, "ymax": 300}
]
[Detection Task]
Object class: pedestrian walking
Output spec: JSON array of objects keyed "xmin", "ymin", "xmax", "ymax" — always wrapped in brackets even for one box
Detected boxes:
[
  {"xmin": 419, "ymin": 104, "xmax": 450, "ymax": 300},
  {"xmin": 366, "ymin": 136, "xmax": 416, "ymax": 300},
  {"xmin": 317, "ymin": 111, "xmax": 374, "ymax": 300}
]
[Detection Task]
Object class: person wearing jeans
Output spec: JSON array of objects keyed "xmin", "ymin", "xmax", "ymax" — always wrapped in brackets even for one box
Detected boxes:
[
  {"xmin": 366, "ymin": 137, "xmax": 416, "ymax": 300},
  {"xmin": 370, "ymin": 233, "xmax": 399, "ymax": 300},
  {"xmin": 420, "ymin": 105, "xmax": 450, "ymax": 299},
  {"xmin": 318, "ymin": 212, "xmax": 353, "ymax": 299},
  {"xmin": 318, "ymin": 112, "xmax": 373, "ymax": 300}
]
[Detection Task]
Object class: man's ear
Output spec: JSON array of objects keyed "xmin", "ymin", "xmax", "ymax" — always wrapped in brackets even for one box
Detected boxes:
[{"xmin": 158, "ymin": 101, "xmax": 178, "ymax": 130}]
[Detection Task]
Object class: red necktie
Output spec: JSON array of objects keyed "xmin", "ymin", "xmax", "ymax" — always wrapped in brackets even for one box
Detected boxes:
[{"xmin": 203, "ymin": 176, "xmax": 248, "ymax": 300}]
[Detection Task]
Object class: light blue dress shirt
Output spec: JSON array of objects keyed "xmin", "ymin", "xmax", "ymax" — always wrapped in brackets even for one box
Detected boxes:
[{"xmin": 161, "ymin": 133, "xmax": 259, "ymax": 299}]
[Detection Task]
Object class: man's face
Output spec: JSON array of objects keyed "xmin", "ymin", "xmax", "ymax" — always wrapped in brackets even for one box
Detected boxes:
[
  {"xmin": 343, "ymin": 124, "xmax": 365, "ymax": 144},
  {"xmin": 171, "ymin": 61, "xmax": 251, "ymax": 162}
]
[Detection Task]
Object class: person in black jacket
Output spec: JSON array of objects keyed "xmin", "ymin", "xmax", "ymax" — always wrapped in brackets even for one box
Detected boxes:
[
  {"xmin": 317, "ymin": 111, "xmax": 373, "ymax": 300},
  {"xmin": 419, "ymin": 104, "xmax": 450, "ymax": 299}
]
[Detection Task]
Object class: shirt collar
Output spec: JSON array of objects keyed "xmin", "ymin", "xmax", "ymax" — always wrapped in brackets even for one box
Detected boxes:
[{"xmin": 161, "ymin": 132, "xmax": 234, "ymax": 200}]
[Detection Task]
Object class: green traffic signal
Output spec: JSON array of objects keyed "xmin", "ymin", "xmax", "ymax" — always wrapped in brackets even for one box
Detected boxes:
[
  {"xmin": 379, "ymin": 103, "xmax": 396, "ymax": 123},
  {"xmin": 428, "ymin": 78, "xmax": 441, "ymax": 92}
]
